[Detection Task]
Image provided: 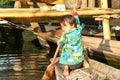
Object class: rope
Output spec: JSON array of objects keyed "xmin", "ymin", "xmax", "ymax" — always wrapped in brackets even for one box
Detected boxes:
[{"xmin": 1, "ymin": 19, "xmax": 33, "ymax": 31}]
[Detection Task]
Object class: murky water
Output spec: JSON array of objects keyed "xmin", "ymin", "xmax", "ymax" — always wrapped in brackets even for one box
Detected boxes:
[
  {"xmin": 0, "ymin": 26, "xmax": 56, "ymax": 80},
  {"xmin": 0, "ymin": 24, "xmax": 120, "ymax": 80}
]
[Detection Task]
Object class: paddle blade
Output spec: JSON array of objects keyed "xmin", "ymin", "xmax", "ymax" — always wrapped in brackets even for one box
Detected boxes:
[{"xmin": 42, "ymin": 64, "xmax": 54, "ymax": 80}]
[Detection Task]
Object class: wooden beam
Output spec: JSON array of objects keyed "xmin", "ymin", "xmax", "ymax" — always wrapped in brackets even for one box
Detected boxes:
[
  {"xmin": 94, "ymin": 14, "xmax": 120, "ymax": 19},
  {"xmin": 1, "ymin": 8, "xmax": 120, "ymax": 18},
  {"xmin": 51, "ymin": 0, "xmax": 63, "ymax": 4},
  {"xmin": 9, "ymin": 17, "xmax": 61, "ymax": 23},
  {"xmin": 10, "ymin": 0, "xmax": 57, "ymax": 4}
]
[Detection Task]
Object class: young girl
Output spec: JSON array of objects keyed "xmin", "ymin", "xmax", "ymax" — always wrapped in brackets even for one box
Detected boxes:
[{"xmin": 57, "ymin": 4, "xmax": 89, "ymax": 76}]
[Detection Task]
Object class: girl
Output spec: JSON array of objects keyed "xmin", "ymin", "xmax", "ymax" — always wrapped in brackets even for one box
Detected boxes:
[{"xmin": 57, "ymin": 4, "xmax": 89, "ymax": 76}]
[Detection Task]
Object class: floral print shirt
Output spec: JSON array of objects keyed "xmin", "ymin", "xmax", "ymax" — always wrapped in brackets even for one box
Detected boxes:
[{"xmin": 57, "ymin": 24, "xmax": 85, "ymax": 65}]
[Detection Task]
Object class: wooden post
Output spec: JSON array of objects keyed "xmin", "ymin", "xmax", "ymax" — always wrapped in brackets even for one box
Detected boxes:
[
  {"xmin": 14, "ymin": 1, "xmax": 21, "ymax": 8},
  {"xmin": 102, "ymin": 19, "xmax": 111, "ymax": 40},
  {"xmin": 88, "ymin": 0, "xmax": 95, "ymax": 8},
  {"xmin": 97, "ymin": 0, "xmax": 101, "ymax": 7},
  {"xmin": 28, "ymin": 2, "xmax": 42, "ymax": 32},
  {"xmin": 28, "ymin": 2, "xmax": 50, "ymax": 49},
  {"xmin": 101, "ymin": 0, "xmax": 108, "ymax": 8},
  {"xmin": 81, "ymin": 0, "xmax": 88, "ymax": 8},
  {"xmin": 101, "ymin": 0, "xmax": 111, "ymax": 40}
]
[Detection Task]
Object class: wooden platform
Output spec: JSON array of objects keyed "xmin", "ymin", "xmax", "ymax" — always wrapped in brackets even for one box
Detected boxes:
[{"xmin": 0, "ymin": 8, "xmax": 120, "ymax": 22}]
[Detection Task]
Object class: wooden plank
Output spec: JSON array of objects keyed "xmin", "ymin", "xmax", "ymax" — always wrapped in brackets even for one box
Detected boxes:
[
  {"xmin": 9, "ymin": 17, "xmax": 61, "ymax": 23},
  {"xmin": 1, "ymin": 8, "xmax": 120, "ymax": 18},
  {"xmin": 82, "ymin": 30, "xmax": 117, "ymax": 38},
  {"xmin": 89, "ymin": 59, "xmax": 120, "ymax": 80},
  {"xmin": 10, "ymin": 0, "xmax": 57, "ymax": 4},
  {"xmin": 82, "ymin": 36, "xmax": 120, "ymax": 49},
  {"xmin": 85, "ymin": 48, "xmax": 120, "ymax": 64},
  {"xmin": 44, "ymin": 25, "xmax": 60, "ymax": 31},
  {"xmin": 51, "ymin": 0, "xmax": 63, "ymax": 4}
]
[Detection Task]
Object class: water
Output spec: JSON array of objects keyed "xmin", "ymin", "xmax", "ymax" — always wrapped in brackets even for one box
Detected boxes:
[
  {"xmin": 0, "ymin": 24, "xmax": 119, "ymax": 80},
  {"xmin": 0, "ymin": 26, "xmax": 56, "ymax": 80}
]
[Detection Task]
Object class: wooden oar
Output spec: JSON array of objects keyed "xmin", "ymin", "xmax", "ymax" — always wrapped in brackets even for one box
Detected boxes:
[{"xmin": 42, "ymin": 46, "xmax": 60, "ymax": 80}]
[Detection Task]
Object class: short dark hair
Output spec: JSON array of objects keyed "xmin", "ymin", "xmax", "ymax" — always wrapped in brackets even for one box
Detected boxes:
[{"xmin": 60, "ymin": 15, "xmax": 77, "ymax": 27}]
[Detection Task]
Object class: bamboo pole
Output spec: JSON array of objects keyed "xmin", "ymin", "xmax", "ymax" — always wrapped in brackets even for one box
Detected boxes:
[{"xmin": 101, "ymin": 0, "xmax": 111, "ymax": 40}]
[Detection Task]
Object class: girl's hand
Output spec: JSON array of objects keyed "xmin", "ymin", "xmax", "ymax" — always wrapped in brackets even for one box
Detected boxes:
[{"xmin": 71, "ymin": 0, "xmax": 78, "ymax": 15}]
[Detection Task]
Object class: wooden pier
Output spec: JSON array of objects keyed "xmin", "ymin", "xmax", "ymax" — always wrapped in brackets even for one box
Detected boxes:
[{"xmin": 0, "ymin": 0, "xmax": 120, "ymax": 40}]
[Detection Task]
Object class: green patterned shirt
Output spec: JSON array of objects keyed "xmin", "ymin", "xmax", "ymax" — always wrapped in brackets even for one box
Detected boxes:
[{"xmin": 57, "ymin": 24, "xmax": 84, "ymax": 65}]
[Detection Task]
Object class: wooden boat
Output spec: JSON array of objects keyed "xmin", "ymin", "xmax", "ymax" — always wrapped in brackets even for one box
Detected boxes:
[
  {"xmin": 54, "ymin": 58, "xmax": 120, "ymax": 80},
  {"xmin": 35, "ymin": 28, "xmax": 120, "ymax": 66}
]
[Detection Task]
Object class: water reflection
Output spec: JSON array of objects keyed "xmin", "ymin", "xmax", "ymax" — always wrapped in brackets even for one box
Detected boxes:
[
  {"xmin": 0, "ymin": 26, "xmax": 54, "ymax": 80},
  {"xmin": 0, "ymin": 26, "xmax": 23, "ymax": 54}
]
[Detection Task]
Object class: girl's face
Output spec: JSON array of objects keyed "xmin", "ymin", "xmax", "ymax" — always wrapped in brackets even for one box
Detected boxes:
[{"xmin": 60, "ymin": 22, "xmax": 74, "ymax": 33}]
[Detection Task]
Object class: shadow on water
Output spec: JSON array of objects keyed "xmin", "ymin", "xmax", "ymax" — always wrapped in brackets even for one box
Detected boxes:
[
  {"xmin": 47, "ymin": 41, "xmax": 57, "ymax": 58},
  {"xmin": 0, "ymin": 25, "xmax": 56, "ymax": 80},
  {"xmin": 0, "ymin": 26, "xmax": 23, "ymax": 54}
]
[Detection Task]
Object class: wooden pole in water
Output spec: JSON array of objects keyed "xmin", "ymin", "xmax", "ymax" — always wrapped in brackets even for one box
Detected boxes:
[{"xmin": 101, "ymin": 0, "xmax": 111, "ymax": 40}]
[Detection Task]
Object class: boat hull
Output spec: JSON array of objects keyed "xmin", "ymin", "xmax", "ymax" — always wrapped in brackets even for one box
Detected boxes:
[{"xmin": 54, "ymin": 58, "xmax": 120, "ymax": 80}]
